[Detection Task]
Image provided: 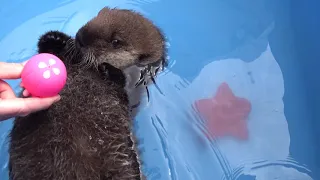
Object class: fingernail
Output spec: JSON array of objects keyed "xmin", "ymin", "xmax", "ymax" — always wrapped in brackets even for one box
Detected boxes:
[
  {"xmin": 54, "ymin": 95, "xmax": 61, "ymax": 103},
  {"xmin": 21, "ymin": 113, "xmax": 29, "ymax": 117}
]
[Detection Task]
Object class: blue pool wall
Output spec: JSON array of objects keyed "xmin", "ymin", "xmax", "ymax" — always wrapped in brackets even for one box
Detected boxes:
[
  {"xmin": 0, "ymin": 0, "xmax": 319, "ymax": 179},
  {"xmin": 289, "ymin": 0, "xmax": 320, "ymax": 177}
]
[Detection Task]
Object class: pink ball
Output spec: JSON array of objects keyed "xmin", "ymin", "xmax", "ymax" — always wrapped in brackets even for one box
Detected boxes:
[{"xmin": 21, "ymin": 53, "xmax": 67, "ymax": 98}]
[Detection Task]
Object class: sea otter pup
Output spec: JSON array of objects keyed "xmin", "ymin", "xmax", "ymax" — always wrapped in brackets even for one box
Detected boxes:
[{"xmin": 8, "ymin": 7, "xmax": 166, "ymax": 180}]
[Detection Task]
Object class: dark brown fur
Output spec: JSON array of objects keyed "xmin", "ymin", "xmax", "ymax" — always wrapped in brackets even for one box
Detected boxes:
[{"xmin": 8, "ymin": 7, "xmax": 166, "ymax": 180}]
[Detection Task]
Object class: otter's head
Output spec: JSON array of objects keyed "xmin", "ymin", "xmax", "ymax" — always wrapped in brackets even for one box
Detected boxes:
[{"xmin": 74, "ymin": 7, "xmax": 166, "ymax": 70}]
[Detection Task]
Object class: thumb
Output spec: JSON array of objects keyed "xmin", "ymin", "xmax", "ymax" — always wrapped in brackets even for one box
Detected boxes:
[{"xmin": 0, "ymin": 95, "xmax": 61, "ymax": 118}]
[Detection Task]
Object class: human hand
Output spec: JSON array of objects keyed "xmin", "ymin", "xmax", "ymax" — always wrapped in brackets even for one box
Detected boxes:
[{"xmin": 0, "ymin": 61, "xmax": 61, "ymax": 121}]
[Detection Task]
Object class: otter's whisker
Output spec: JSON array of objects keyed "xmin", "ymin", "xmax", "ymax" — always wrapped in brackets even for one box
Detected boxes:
[
  {"xmin": 81, "ymin": 51, "xmax": 96, "ymax": 70},
  {"xmin": 80, "ymin": 53, "xmax": 89, "ymax": 69},
  {"xmin": 150, "ymin": 73, "xmax": 164, "ymax": 95},
  {"xmin": 64, "ymin": 42, "xmax": 74, "ymax": 59},
  {"xmin": 90, "ymin": 52, "xmax": 98, "ymax": 70},
  {"xmin": 64, "ymin": 39, "xmax": 77, "ymax": 62},
  {"xmin": 72, "ymin": 46, "xmax": 77, "ymax": 60},
  {"xmin": 134, "ymin": 68, "xmax": 148, "ymax": 87},
  {"xmin": 154, "ymin": 66, "xmax": 160, "ymax": 75},
  {"xmin": 135, "ymin": 77, "xmax": 145, "ymax": 87},
  {"xmin": 145, "ymin": 86, "xmax": 150, "ymax": 102}
]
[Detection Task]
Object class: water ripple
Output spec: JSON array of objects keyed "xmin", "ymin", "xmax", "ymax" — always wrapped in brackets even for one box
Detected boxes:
[
  {"xmin": 221, "ymin": 158, "xmax": 312, "ymax": 180},
  {"xmin": 151, "ymin": 115, "xmax": 177, "ymax": 180}
]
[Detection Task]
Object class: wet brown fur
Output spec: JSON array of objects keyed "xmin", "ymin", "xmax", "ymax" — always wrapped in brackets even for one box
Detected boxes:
[{"xmin": 8, "ymin": 7, "xmax": 166, "ymax": 180}]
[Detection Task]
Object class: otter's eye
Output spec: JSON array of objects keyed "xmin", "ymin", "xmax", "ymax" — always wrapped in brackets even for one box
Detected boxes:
[{"xmin": 111, "ymin": 39, "xmax": 121, "ymax": 49}]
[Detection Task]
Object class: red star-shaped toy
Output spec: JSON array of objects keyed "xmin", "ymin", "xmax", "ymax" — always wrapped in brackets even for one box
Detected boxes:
[{"xmin": 194, "ymin": 82, "xmax": 251, "ymax": 140}]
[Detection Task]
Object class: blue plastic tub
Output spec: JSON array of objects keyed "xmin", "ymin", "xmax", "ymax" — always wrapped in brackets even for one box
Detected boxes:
[{"xmin": 0, "ymin": 0, "xmax": 319, "ymax": 179}]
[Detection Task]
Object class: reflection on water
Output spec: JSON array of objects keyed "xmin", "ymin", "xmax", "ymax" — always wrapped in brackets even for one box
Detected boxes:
[{"xmin": 0, "ymin": 0, "xmax": 318, "ymax": 179}]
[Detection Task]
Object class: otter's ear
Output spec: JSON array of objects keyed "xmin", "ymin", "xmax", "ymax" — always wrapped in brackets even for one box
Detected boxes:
[{"xmin": 98, "ymin": 7, "xmax": 110, "ymax": 16}]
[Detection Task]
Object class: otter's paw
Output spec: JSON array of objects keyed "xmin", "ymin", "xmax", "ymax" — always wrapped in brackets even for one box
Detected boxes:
[{"xmin": 37, "ymin": 30, "xmax": 71, "ymax": 56}]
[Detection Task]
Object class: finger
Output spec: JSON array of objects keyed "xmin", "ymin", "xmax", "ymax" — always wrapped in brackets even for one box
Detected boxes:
[
  {"xmin": 22, "ymin": 61, "xmax": 28, "ymax": 66},
  {"xmin": 0, "ymin": 79, "xmax": 16, "ymax": 99},
  {"xmin": 19, "ymin": 81, "xmax": 31, "ymax": 97},
  {"xmin": 0, "ymin": 62, "xmax": 25, "ymax": 79},
  {"xmin": 0, "ymin": 115, "xmax": 14, "ymax": 121},
  {"xmin": 19, "ymin": 81, "xmax": 30, "ymax": 97},
  {"xmin": 0, "ymin": 95, "xmax": 61, "ymax": 117},
  {"xmin": 22, "ymin": 89, "xmax": 30, "ymax": 97},
  {"xmin": 0, "ymin": 111, "xmax": 29, "ymax": 121}
]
